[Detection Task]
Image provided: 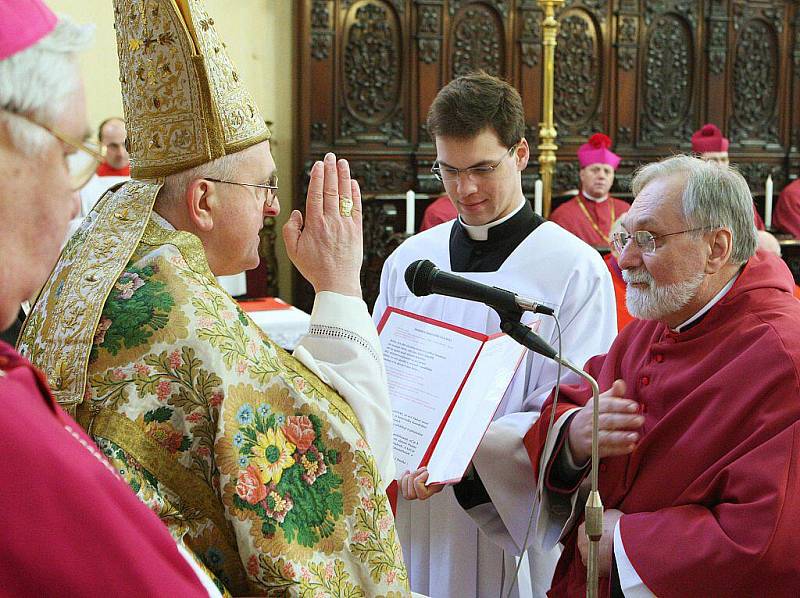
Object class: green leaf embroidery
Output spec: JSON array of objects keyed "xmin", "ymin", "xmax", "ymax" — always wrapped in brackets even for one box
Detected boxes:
[{"xmin": 144, "ymin": 406, "xmax": 173, "ymax": 423}]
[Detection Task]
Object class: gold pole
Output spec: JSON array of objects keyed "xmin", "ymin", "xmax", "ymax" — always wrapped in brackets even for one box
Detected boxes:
[
  {"xmin": 537, "ymin": 0, "xmax": 564, "ymax": 218},
  {"xmin": 536, "ymin": 7, "xmax": 605, "ymax": 598}
]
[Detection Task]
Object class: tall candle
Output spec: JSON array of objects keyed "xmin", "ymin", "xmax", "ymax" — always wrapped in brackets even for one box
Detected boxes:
[
  {"xmin": 534, "ymin": 179, "xmax": 543, "ymax": 216},
  {"xmin": 765, "ymin": 174, "xmax": 773, "ymax": 230},
  {"xmin": 406, "ymin": 190, "xmax": 416, "ymax": 235}
]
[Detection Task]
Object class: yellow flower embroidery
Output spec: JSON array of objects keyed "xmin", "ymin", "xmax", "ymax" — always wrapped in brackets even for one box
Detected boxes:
[
  {"xmin": 129, "ymin": 38, "xmax": 142, "ymax": 51},
  {"xmin": 251, "ymin": 428, "xmax": 295, "ymax": 485}
]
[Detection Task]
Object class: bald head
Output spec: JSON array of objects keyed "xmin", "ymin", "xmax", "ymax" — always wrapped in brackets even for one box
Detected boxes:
[
  {"xmin": 757, "ymin": 230, "xmax": 781, "ymax": 257},
  {"xmin": 98, "ymin": 117, "xmax": 129, "ymax": 170}
]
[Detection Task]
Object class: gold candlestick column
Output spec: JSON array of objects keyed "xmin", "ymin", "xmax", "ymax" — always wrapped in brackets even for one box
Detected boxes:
[{"xmin": 537, "ymin": 0, "xmax": 564, "ymax": 218}]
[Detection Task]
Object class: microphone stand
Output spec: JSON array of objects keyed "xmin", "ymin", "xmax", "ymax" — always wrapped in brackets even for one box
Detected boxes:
[{"xmin": 497, "ymin": 310, "xmax": 603, "ymax": 598}]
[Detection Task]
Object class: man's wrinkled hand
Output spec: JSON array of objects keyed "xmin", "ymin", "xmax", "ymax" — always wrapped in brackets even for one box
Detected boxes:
[
  {"xmin": 399, "ymin": 468, "xmax": 445, "ymax": 501},
  {"xmin": 283, "ymin": 152, "xmax": 363, "ymax": 298},
  {"xmin": 577, "ymin": 508, "xmax": 624, "ymax": 578},
  {"xmin": 567, "ymin": 379, "xmax": 643, "ymax": 465}
]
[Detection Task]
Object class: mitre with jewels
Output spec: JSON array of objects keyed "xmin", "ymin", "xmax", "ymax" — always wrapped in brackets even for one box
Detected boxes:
[{"xmin": 114, "ymin": 0, "xmax": 270, "ymax": 179}]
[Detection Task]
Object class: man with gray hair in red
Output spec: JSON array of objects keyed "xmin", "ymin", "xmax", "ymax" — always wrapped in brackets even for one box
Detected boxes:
[
  {"xmin": 527, "ymin": 155, "xmax": 800, "ymax": 596},
  {"xmin": 0, "ymin": 2, "xmax": 218, "ymax": 594}
]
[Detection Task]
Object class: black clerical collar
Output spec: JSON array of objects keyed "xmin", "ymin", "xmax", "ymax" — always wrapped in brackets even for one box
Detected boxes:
[
  {"xmin": 449, "ymin": 201, "xmax": 544, "ymax": 272},
  {"xmin": 670, "ymin": 270, "xmax": 740, "ymax": 333}
]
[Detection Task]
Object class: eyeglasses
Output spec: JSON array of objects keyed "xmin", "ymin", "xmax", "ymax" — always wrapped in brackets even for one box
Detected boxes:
[
  {"xmin": 2, "ymin": 109, "xmax": 104, "ymax": 191},
  {"xmin": 611, "ymin": 227, "xmax": 716, "ymax": 255},
  {"xmin": 205, "ymin": 175, "xmax": 279, "ymax": 206},
  {"xmin": 431, "ymin": 143, "xmax": 519, "ymax": 182}
]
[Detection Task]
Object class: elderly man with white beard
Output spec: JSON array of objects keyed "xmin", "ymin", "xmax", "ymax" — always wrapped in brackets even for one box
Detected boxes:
[{"xmin": 523, "ymin": 155, "xmax": 800, "ymax": 597}]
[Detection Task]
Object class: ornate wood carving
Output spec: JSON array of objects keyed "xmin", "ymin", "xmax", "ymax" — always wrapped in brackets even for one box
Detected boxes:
[
  {"xmin": 311, "ymin": 0, "xmax": 332, "ymax": 60},
  {"xmin": 259, "ymin": 219, "xmax": 280, "ymax": 297},
  {"xmin": 706, "ymin": 1, "xmax": 728, "ymax": 76},
  {"xmin": 729, "ymin": 17, "xmax": 779, "ymax": 145},
  {"xmin": 362, "ymin": 200, "xmax": 402, "ymax": 307},
  {"xmin": 519, "ymin": 3, "xmax": 542, "ymax": 68},
  {"xmin": 450, "ymin": 4, "xmax": 504, "ymax": 77},
  {"xmin": 640, "ymin": 13, "xmax": 694, "ymax": 144},
  {"xmin": 343, "ymin": 3, "xmax": 401, "ymax": 122},
  {"xmin": 419, "ymin": 39, "xmax": 441, "ymax": 63},
  {"xmin": 417, "ymin": 4, "xmax": 442, "ymax": 64},
  {"xmin": 553, "ymin": 160, "xmax": 580, "ymax": 194},
  {"xmin": 343, "ymin": 0, "xmax": 404, "ymax": 13},
  {"xmin": 419, "ymin": 4, "xmax": 439, "ymax": 32},
  {"xmin": 616, "ymin": 126, "xmax": 632, "ymax": 145},
  {"xmin": 554, "ymin": 9, "xmax": 602, "ymax": 137},
  {"xmin": 616, "ymin": 16, "xmax": 638, "ymax": 72},
  {"xmin": 737, "ymin": 162, "xmax": 784, "ymax": 192},
  {"xmin": 644, "ymin": 0, "xmax": 696, "ymax": 28},
  {"xmin": 348, "ymin": 159, "xmax": 414, "ymax": 194},
  {"xmin": 733, "ymin": 1, "xmax": 781, "ymax": 34},
  {"xmin": 297, "ymin": 0, "xmax": 799, "ymax": 311},
  {"xmin": 795, "ymin": 9, "xmax": 800, "ymax": 78},
  {"xmin": 310, "ymin": 121, "xmax": 328, "ymax": 144},
  {"xmin": 450, "ymin": 0, "xmax": 509, "ymax": 18}
]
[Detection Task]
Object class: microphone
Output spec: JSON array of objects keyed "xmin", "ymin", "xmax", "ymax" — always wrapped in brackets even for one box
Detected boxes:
[{"xmin": 404, "ymin": 259, "xmax": 554, "ymax": 316}]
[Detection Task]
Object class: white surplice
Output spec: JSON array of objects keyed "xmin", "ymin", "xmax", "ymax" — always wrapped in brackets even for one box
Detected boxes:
[{"xmin": 373, "ymin": 220, "xmax": 617, "ymax": 597}]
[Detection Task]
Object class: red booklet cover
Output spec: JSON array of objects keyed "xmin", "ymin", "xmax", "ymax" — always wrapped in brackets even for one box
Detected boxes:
[{"xmin": 238, "ymin": 297, "xmax": 292, "ymax": 312}]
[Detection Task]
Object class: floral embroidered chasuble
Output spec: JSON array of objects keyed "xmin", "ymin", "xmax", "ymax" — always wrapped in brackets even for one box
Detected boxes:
[{"xmin": 19, "ymin": 186, "xmax": 408, "ymax": 597}]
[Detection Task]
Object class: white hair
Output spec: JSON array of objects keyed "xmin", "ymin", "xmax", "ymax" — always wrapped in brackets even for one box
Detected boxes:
[
  {"xmin": 623, "ymin": 267, "xmax": 705, "ymax": 320},
  {"xmin": 0, "ymin": 15, "xmax": 94, "ymax": 154},
  {"xmin": 631, "ymin": 155, "xmax": 758, "ymax": 265},
  {"xmin": 157, "ymin": 151, "xmax": 249, "ymax": 206}
]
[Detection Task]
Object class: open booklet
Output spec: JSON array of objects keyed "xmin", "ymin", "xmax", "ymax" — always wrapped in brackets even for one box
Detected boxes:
[{"xmin": 377, "ymin": 307, "xmax": 527, "ymax": 485}]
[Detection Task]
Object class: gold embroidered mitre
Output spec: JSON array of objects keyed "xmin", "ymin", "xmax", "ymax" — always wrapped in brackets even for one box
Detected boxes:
[{"xmin": 114, "ymin": 0, "xmax": 270, "ymax": 178}]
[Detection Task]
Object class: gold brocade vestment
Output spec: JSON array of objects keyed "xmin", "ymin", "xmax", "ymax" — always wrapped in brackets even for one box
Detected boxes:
[{"xmin": 18, "ymin": 182, "xmax": 409, "ymax": 596}]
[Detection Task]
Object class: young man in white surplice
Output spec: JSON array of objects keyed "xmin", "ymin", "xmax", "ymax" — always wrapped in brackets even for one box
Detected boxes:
[{"xmin": 373, "ymin": 72, "xmax": 617, "ymax": 598}]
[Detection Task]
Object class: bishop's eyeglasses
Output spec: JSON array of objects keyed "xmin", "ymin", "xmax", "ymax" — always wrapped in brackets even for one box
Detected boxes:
[
  {"xmin": 431, "ymin": 143, "xmax": 519, "ymax": 182},
  {"xmin": 205, "ymin": 175, "xmax": 279, "ymax": 206},
  {"xmin": 611, "ymin": 227, "xmax": 716, "ymax": 255}
]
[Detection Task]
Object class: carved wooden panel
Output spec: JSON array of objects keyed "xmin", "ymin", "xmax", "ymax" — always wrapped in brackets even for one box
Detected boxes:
[
  {"xmin": 448, "ymin": 3, "xmax": 505, "ymax": 78},
  {"xmin": 729, "ymin": 12, "xmax": 780, "ymax": 145},
  {"xmin": 640, "ymin": 10, "xmax": 696, "ymax": 146},
  {"xmin": 554, "ymin": 7, "xmax": 603, "ymax": 140},
  {"xmin": 339, "ymin": 1, "xmax": 406, "ymax": 145},
  {"xmin": 296, "ymin": 0, "xmax": 800, "ymax": 311}
]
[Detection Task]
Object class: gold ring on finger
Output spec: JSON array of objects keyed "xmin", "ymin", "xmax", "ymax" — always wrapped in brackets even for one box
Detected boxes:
[{"xmin": 339, "ymin": 195, "xmax": 353, "ymax": 217}]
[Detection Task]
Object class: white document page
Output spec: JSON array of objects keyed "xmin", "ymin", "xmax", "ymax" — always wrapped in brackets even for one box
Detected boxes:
[
  {"xmin": 379, "ymin": 309, "xmax": 484, "ymax": 477},
  {"xmin": 425, "ymin": 333, "xmax": 526, "ymax": 484}
]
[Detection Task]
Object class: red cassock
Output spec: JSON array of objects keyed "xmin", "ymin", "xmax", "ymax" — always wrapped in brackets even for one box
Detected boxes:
[
  {"xmin": 548, "ymin": 196, "xmax": 630, "ymax": 247},
  {"xmin": 524, "ymin": 252, "xmax": 800, "ymax": 597},
  {"xmin": 95, "ymin": 162, "xmax": 131, "ymax": 177},
  {"xmin": 419, "ymin": 195, "xmax": 458, "ymax": 231},
  {"xmin": 0, "ymin": 341, "xmax": 207, "ymax": 596},
  {"xmin": 773, "ymin": 179, "xmax": 800, "ymax": 238}
]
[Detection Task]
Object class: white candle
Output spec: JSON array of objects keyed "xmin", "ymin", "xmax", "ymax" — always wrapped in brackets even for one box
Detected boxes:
[
  {"xmin": 534, "ymin": 179, "xmax": 543, "ymax": 216},
  {"xmin": 406, "ymin": 190, "xmax": 416, "ymax": 235},
  {"xmin": 765, "ymin": 174, "xmax": 773, "ymax": 229}
]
